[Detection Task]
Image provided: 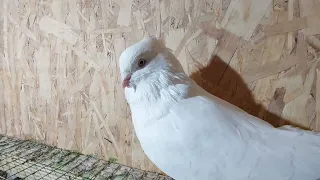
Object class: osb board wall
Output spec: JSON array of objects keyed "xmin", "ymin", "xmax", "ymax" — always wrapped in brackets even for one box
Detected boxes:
[{"xmin": 0, "ymin": 0, "xmax": 320, "ymax": 172}]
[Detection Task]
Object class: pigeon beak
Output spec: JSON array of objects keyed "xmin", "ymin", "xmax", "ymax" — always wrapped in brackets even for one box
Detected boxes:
[{"xmin": 122, "ymin": 74, "xmax": 131, "ymax": 88}]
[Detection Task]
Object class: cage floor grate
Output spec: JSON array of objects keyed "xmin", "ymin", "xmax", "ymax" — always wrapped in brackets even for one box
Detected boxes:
[{"xmin": 0, "ymin": 135, "xmax": 172, "ymax": 180}]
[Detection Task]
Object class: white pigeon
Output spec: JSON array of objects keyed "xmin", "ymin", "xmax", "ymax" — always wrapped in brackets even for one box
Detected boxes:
[{"xmin": 119, "ymin": 37, "xmax": 320, "ymax": 180}]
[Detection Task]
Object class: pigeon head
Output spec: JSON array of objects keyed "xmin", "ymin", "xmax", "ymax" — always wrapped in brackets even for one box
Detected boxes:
[
  {"xmin": 119, "ymin": 36, "xmax": 183, "ymax": 90},
  {"xmin": 119, "ymin": 36, "xmax": 191, "ymax": 122}
]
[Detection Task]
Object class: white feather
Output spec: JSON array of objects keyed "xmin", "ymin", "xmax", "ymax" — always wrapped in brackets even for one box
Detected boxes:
[{"xmin": 119, "ymin": 37, "xmax": 320, "ymax": 180}]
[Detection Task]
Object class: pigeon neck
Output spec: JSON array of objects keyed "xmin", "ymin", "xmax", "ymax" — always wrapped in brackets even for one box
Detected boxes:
[{"xmin": 126, "ymin": 70, "xmax": 193, "ymax": 126}]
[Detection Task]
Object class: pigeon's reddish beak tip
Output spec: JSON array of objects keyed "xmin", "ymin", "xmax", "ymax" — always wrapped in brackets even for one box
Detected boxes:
[{"xmin": 122, "ymin": 75, "xmax": 131, "ymax": 88}]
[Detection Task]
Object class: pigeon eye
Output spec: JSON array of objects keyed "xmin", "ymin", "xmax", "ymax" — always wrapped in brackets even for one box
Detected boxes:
[{"xmin": 138, "ymin": 59, "xmax": 147, "ymax": 68}]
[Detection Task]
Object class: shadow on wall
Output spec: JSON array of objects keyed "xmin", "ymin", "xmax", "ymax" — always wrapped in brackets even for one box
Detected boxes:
[{"xmin": 189, "ymin": 55, "xmax": 307, "ymax": 129}]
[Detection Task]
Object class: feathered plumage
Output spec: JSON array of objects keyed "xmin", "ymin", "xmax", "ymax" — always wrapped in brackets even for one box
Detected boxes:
[{"xmin": 119, "ymin": 37, "xmax": 320, "ymax": 180}]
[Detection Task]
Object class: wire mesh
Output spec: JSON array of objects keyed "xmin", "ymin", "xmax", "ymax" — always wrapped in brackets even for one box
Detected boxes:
[{"xmin": 0, "ymin": 136, "xmax": 173, "ymax": 180}]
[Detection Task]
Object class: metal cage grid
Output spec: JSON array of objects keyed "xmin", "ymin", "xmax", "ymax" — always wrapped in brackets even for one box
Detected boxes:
[{"xmin": 0, "ymin": 135, "xmax": 172, "ymax": 180}]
